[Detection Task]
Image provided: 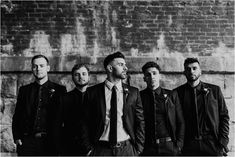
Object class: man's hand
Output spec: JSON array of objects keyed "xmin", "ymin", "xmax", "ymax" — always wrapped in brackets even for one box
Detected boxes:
[
  {"xmin": 15, "ymin": 139, "xmax": 22, "ymax": 146},
  {"xmin": 86, "ymin": 148, "xmax": 93, "ymax": 156}
]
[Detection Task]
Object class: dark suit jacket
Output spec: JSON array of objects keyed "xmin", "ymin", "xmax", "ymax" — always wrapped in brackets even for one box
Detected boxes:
[
  {"xmin": 175, "ymin": 81, "xmax": 229, "ymax": 148},
  {"xmin": 12, "ymin": 81, "xmax": 66, "ymax": 153},
  {"xmin": 84, "ymin": 82, "xmax": 145, "ymax": 153},
  {"xmin": 57, "ymin": 88, "xmax": 89, "ymax": 155},
  {"xmin": 140, "ymin": 87, "xmax": 185, "ymax": 149}
]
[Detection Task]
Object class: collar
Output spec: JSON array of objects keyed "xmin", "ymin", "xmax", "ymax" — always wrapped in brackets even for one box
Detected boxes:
[
  {"xmin": 186, "ymin": 81, "xmax": 202, "ymax": 92},
  {"xmin": 105, "ymin": 79, "xmax": 122, "ymax": 91},
  {"xmin": 34, "ymin": 80, "xmax": 50, "ymax": 88},
  {"xmin": 74, "ymin": 87, "xmax": 84, "ymax": 94},
  {"xmin": 147, "ymin": 86, "xmax": 161, "ymax": 95}
]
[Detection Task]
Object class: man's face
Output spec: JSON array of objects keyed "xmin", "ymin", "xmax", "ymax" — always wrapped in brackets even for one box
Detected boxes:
[
  {"xmin": 184, "ymin": 62, "xmax": 201, "ymax": 82},
  {"xmin": 73, "ymin": 67, "xmax": 90, "ymax": 87},
  {"xmin": 110, "ymin": 58, "xmax": 128, "ymax": 80},
  {"xmin": 32, "ymin": 57, "xmax": 50, "ymax": 80},
  {"xmin": 144, "ymin": 67, "xmax": 160, "ymax": 89}
]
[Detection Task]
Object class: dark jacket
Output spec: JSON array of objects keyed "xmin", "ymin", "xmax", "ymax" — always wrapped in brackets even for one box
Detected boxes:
[
  {"xmin": 12, "ymin": 81, "xmax": 66, "ymax": 154},
  {"xmin": 140, "ymin": 87, "xmax": 185, "ymax": 149},
  {"xmin": 58, "ymin": 88, "xmax": 89, "ymax": 155},
  {"xmin": 175, "ymin": 81, "xmax": 229, "ymax": 148},
  {"xmin": 83, "ymin": 82, "xmax": 145, "ymax": 153}
]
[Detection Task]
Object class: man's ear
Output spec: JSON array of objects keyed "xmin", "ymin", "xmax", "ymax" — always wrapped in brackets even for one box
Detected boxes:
[
  {"xmin": 107, "ymin": 64, "xmax": 113, "ymax": 73},
  {"xmin": 47, "ymin": 65, "xmax": 50, "ymax": 72},
  {"xmin": 143, "ymin": 75, "xmax": 147, "ymax": 83}
]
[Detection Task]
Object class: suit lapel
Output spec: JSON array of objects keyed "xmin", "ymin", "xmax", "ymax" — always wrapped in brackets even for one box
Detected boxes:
[
  {"xmin": 28, "ymin": 83, "xmax": 37, "ymax": 116},
  {"xmin": 100, "ymin": 82, "xmax": 106, "ymax": 123},
  {"xmin": 201, "ymin": 82, "xmax": 210, "ymax": 114},
  {"xmin": 122, "ymin": 83, "xmax": 129, "ymax": 118}
]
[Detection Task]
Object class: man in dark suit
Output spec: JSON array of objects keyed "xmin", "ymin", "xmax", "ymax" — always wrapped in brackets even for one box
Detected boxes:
[
  {"xmin": 12, "ymin": 55, "xmax": 66, "ymax": 156},
  {"xmin": 84, "ymin": 51, "xmax": 145, "ymax": 156},
  {"xmin": 175, "ymin": 58, "xmax": 229, "ymax": 156},
  {"xmin": 140, "ymin": 61, "xmax": 185, "ymax": 156},
  {"xmin": 58, "ymin": 64, "xmax": 91, "ymax": 155}
]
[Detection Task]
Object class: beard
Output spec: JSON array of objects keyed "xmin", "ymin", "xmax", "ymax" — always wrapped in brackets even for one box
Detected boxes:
[
  {"xmin": 114, "ymin": 71, "xmax": 126, "ymax": 79},
  {"xmin": 186, "ymin": 74, "xmax": 200, "ymax": 82},
  {"xmin": 75, "ymin": 82, "xmax": 88, "ymax": 88}
]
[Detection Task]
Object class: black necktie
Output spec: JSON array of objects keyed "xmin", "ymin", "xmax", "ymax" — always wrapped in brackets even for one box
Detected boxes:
[
  {"xmin": 151, "ymin": 91, "xmax": 156, "ymax": 139},
  {"xmin": 109, "ymin": 86, "xmax": 117, "ymax": 145},
  {"xmin": 194, "ymin": 88, "xmax": 200, "ymax": 137}
]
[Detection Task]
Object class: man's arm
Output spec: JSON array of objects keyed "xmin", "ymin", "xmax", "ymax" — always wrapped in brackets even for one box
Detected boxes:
[
  {"xmin": 217, "ymin": 87, "xmax": 229, "ymax": 151},
  {"xmin": 134, "ymin": 90, "xmax": 145, "ymax": 154},
  {"xmin": 172, "ymin": 91, "xmax": 185, "ymax": 150},
  {"xmin": 12, "ymin": 87, "xmax": 24, "ymax": 144}
]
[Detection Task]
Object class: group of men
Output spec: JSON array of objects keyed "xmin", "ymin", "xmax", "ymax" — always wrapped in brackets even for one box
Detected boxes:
[{"xmin": 12, "ymin": 52, "xmax": 229, "ymax": 156}]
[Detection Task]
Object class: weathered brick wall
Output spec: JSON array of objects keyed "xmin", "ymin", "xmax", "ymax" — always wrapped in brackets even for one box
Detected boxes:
[{"xmin": 1, "ymin": 0, "xmax": 234, "ymax": 156}]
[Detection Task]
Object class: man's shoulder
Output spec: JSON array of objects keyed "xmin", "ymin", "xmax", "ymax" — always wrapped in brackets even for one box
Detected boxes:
[
  {"xmin": 19, "ymin": 82, "xmax": 34, "ymax": 90},
  {"xmin": 49, "ymin": 81, "xmax": 66, "ymax": 89},
  {"xmin": 87, "ymin": 82, "xmax": 104, "ymax": 91},
  {"xmin": 123, "ymin": 83, "xmax": 139, "ymax": 92},
  {"xmin": 174, "ymin": 83, "xmax": 187, "ymax": 91},
  {"xmin": 202, "ymin": 82, "xmax": 220, "ymax": 89}
]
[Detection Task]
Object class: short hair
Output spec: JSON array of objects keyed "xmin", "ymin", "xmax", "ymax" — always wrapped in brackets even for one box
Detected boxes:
[
  {"xmin": 71, "ymin": 63, "xmax": 90, "ymax": 75},
  {"xmin": 103, "ymin": 51, "xmax": 125, "ymax": 69},
  {"xmin": 31, "ymin": 55, "xmax": 49, "ymax": 65},
  {"xmin": 142, "ymin": 61, "xmax": 161, "ymax": 73},
  {"xmin": 184, "ymin": 58, "xmax": 200, "ymax": 67}
]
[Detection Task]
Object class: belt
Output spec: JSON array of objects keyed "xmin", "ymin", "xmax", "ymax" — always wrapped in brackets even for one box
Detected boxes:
[
  {"xmin": 155, "ymin": 137, "xmax": 172, "ymax": 144},
  {"xmin": 34, "ymin": 132, "xmax": 47, "ymax": 138},
  {"xmin": 98, "ymin": 139, "xmax": 130, "ymax": 148},
  {"xmin": 194, "ymin": 134, "xmax": 215, "ymax": 140}
]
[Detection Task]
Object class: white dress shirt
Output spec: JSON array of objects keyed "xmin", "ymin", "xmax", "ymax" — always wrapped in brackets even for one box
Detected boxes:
[{"xmin": 99, "ymin": 80, "xmax": 130, "ymax": 142}]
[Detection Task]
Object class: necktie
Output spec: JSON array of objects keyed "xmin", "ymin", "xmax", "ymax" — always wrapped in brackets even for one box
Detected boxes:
[
  {"xmin": 109, "ymin": 86, "xmax": 117, "ymax": 145},
  {"xmin": 194, "ymin": 88, "xmax": 200, "ymax": 138},
  {"xmin": 152, "ymin": 91, "xmax": 156, "ymax": 140}
]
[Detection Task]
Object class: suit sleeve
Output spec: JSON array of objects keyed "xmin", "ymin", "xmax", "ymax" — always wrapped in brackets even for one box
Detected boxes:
[
  {"xmin": 217, "ymin": 87, "xmax": 229, "ymax": 148},
  {"xmin": 80, "ymin": 90, "xmax": 93, "ymax": 153},
  {"xmin": 52, "ymin": 86, "xmax": 67, "ymax": 155},
  {"xmin": 135, "ymin": 90, "xmax": 145, "ymax": 153},
  {"xmin": 12, "ymin": 87, "xmax": 24, "ymax": 142},
  {"xmin": 172, "ymin": 91, "xmax": 185, "ymax": 149}
]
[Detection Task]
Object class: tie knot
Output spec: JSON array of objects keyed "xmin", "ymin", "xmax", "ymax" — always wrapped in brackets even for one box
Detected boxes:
[{"xmin": 112, "ymin": 85, "xmax": 117, "ymax": 91}]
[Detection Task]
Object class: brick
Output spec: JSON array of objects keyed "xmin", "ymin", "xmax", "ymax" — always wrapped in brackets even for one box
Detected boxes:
[
  {"xmin": 200, "ymin": 74, "xmax": 225, "ymax": 90},
  {"xmin": 198, "ymin": 57, "xmax": 224, "ymax": 71},
  {"xmin": 1, "ymin": 75, "xmax": 17, "ymax": 98},
  {"xmin": 160, "ymin": 74, "xmax": 186, "ymax": 90},
  {"xmin": 224, "ymin": 75, "xmax": 235, "ymax": 100},
  {"xmin": 0, "ymin": 99, "xmax": 16, "ymax": 125},
  {"xmin": 0, "ymin": 125, "xmax": 16, "ymax": 152},
  {"xmin": 224, "ymin": 56, "xmax": 235, "ymax": 72}
]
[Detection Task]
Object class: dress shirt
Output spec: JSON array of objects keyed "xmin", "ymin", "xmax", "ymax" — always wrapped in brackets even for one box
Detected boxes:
[
  {"xmin": 153, "ymin": 88, "xmax": 170, "ymax": 138},
  {"xmin": 99, "ymin": 80, "xmax": 130, "ymax": 142},
  {"xmin": 33, "ymin": 81, "xmax": 50, "ymax": 133}
]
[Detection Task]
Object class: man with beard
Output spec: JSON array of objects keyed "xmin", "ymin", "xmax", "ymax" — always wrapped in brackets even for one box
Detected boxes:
[
  {"xmin": 83, "ymin": 51, "xmax": 145, "ymax": 156},
  {"xmin": 140, "ymin": 61, "xmax": 185, "ymax": 156},
  {"xmin": 12, "ymin": 55, "xmax": 66, "ymax": 156},
  {"xmin": 57, "ymin": 64, "xmax": 91, "ymax": 155},
  {"xmin": 175, "ymin": 58, "xmax": 229, "ymax": 156}
]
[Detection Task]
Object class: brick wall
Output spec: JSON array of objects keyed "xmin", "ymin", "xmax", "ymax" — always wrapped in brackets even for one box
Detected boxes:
[{"xmin": 1, "ymin": 0, "xmax": 234, "ymax": 155}]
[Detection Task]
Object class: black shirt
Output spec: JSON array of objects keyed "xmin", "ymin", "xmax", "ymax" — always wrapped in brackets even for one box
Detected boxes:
[
  {"xmin": 151, "ymin": 87, "xmax": 170, "ymax": 139},
  {"xmin": 184, "ymin": 82, "xmax": 211, "ymax": 139},
  {"xmin": 33, "ymin": 81, "xmax": 52, "ymax": 133}
]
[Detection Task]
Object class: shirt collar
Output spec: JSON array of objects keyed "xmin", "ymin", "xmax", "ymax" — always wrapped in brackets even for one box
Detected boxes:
[
  {"xmin": 147, "ymin": 86, "xmax": 161, "ymax": 95},
  {"xmin": 186, "ymin": 81, "xmax": 202, "ymax": 92},
  {"xmin": 34, "ymin": 80, "xmax": 50, "ymax": 88},
  {"xmin": 153, "ymin": 87, "xmax": 161, "ymax": 95},
  {"xmin": 105, "ymin": 79, "xmax": 122, "ymax": 91}
]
